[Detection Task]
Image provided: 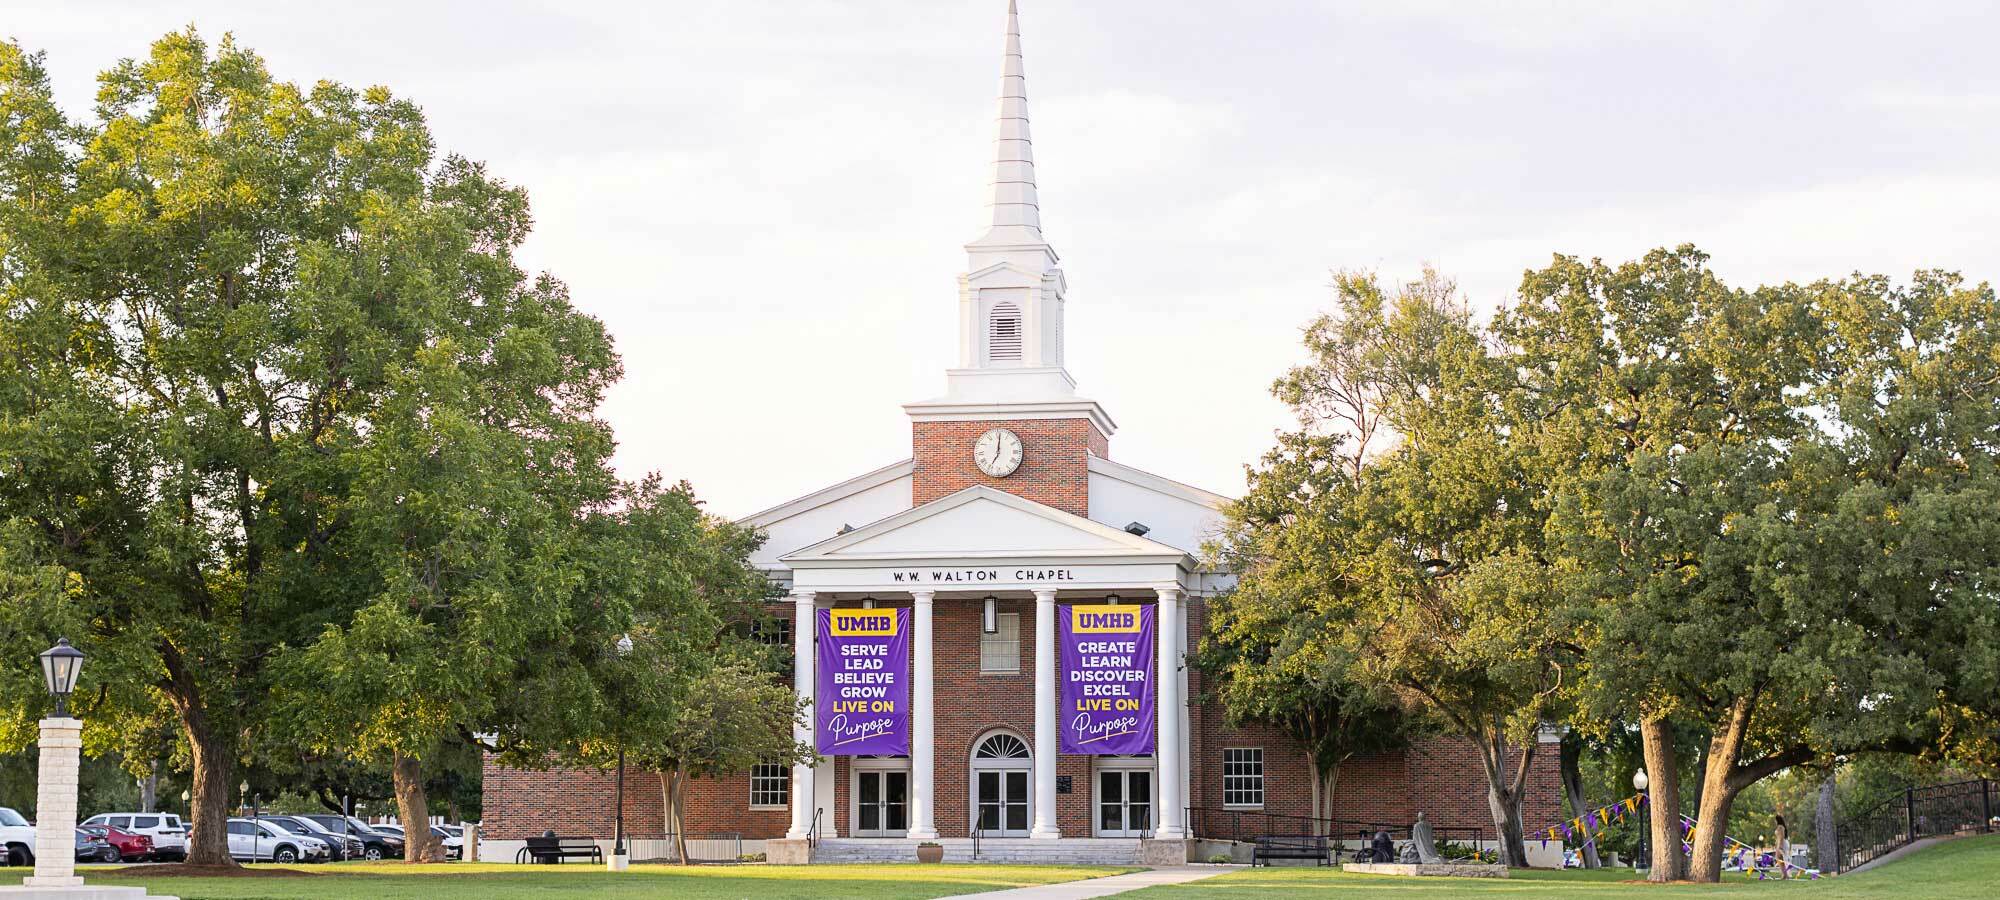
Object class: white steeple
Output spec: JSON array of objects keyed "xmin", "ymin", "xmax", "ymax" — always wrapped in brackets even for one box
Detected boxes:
[
  {"xmin": 972, "ymin": 0, "xmax": 1045, "ymax": 248},
  {"xmin": 906, "ymin": 1, "xmax": 1114, "ymax": 440}
]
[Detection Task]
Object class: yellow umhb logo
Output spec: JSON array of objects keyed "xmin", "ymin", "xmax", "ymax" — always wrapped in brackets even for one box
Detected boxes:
[
  {"xmin": 1071, "ymin": 605, "xmax": 1141, "ymax": 633},
  {"xmin": 830, "ymin": 609, "xmax": 898, "ymax": 636}
]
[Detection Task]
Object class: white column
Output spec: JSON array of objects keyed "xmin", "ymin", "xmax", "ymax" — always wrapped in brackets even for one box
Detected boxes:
[
  {"xmin": 786, "ymin": 589, "xmax": 818, "ymax": 840},
  {"xmin": 908, "ymin": 591, "xmax": 938, "ymax": 839},
  {"xmin": 1155, "ymin": 586, "xmax": 1188, "ymax": 840},
  {"xmin": 1030, "ymin": 589, "xmax": 1061, "ymax": 839},
  {"xmin": 26, "ymin": 717, "xmax": 82, "ymax": 887},
  {"xmin": 1168, "ymin": 596, "xmax": 1184, "ymax": 824}
]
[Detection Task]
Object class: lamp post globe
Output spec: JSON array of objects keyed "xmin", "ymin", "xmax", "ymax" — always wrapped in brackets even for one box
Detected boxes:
[
  {"xmin": 39, "ymin": 638, "xmax": 85, "ymax": 718},
  {"xmin": 1633, "ymin": 769, "xmax": 1648, "ymax": 791}
]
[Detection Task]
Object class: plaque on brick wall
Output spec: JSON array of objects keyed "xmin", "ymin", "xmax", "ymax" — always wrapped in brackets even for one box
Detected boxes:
[{"xmin": 1057, "ymin": 776, "xmax": 1072, "ymax": 794}]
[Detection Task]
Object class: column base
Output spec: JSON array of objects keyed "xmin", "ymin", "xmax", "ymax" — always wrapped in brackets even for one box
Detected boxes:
[
  {"xmin": 1029, "ymin": 827, "xmax": 1062, "ymax": 840},
  {"xmin": 766, "ymin": 838, "xmax": 812, "ymax": 865},
  {"xmin": 0, "ymin": 887, "xmax": 175, "ymax": 900},
  {"xmin": 1140, "ymin": 838, "xmax": 1192, "ymax": 866},
  {"xmin": 907, "ymin": 829, "xmax": 939, "ymax": 840},
  {"xmin": 606, "ymin": 852, "xmax": 629, "ymax": 872}
]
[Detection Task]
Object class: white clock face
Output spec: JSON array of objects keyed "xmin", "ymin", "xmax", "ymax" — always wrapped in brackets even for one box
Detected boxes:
[{"xmin": 973, "ymin": 428, "xmax": 1025, "ymax": 477}]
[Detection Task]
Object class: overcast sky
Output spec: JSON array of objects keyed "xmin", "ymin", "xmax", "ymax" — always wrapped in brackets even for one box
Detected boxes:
[{"xmin": 10, "ymin": 1, "xmax": 1999, "ymax": 515}]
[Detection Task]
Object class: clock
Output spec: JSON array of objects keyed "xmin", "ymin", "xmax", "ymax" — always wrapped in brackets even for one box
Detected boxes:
[{"xmin": 973, "ymin": 428, "xmax": 1024, "ymax": 477}]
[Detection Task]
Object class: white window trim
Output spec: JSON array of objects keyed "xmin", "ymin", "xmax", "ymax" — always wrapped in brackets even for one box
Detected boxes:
[
  {"xmin": 749, "ymin": 762, "xmax": 790, "ymax": 810},
  {"xmin": 980, "ymin": 612, "xmax": 1021, "ymax": 675},
  {"xmin": 1221, "ymin": 747, "xmax": 1265, "ymax": 810}
]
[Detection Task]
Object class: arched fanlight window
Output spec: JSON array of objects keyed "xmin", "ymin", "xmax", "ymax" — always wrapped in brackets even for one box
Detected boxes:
[
  {"xmin": 975, "ymin": 733, "xmax": 1031, "ymax": 759},
  {"xmin": 987, "ymin": 301, "xmax": 1023, "ymax": 363}
]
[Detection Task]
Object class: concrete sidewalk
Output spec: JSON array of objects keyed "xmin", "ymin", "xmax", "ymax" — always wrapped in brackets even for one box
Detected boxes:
[{"xmin": 964, "ymin": 867, "xmax": 1229, "ymax": 899}]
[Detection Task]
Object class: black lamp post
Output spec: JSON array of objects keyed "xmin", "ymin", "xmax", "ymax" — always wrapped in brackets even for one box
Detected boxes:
[
  {"xmin": 40, "ymin": 638, "xmax": 85, "ymax": 717},
  {"xmin": 1633, "ymin": 769, "xmax": 1650, "ymax": 871},
  {"xmin": 613, "ymin": 633, "xmax": 634, "ymax": 867}
]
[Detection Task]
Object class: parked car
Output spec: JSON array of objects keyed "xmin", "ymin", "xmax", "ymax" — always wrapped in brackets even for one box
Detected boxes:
[
  {"xmin": 74, "ymin": 827, "xmax": 117, "ymax": 863},
  {"xmin": 80, "ymin": 813, "xmax": 188, "ymax": 862},
  {"xmin": 79, "ymin": 824, "xmax": 153, "ymax": 863},
  {"xmin": 225, "ymin": 818, "xmax": 329, "ymax": 864},
  {"xmin": 262, "ymin": 816, "xmax": 362, "ymax": 861},
  {"xmin": 371, "ymin": 824, "xmax": 463, "ymax": 860},
  {"xmin": 0, "ymin": 807, "xmax": 37, "ymax": 866},
  {"xmin": 295, "ymin": 815, "xmax": 403, "ymax": 860}
]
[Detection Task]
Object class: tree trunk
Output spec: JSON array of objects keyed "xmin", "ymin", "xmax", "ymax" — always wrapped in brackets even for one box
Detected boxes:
[
  {"xmin": 139, "ymin": 761, "xmax": 159, "ymax": 814},
  {"xmin": 665, "ymin": 768, "xmax": 691, "ymax": 866},
  {"xmin": 1640, "ymin": 717, "xmax": 1686, "ymax": 882},
  {"xmin": 392, "ymin": 753, "xmax": 446, "ymax": 862},
  {"xmin": 1686, "ymin": 697, "xmax": 1755, "ymax": 883},
  {"xmin": 182, "ymin": 709, "xmax": 237, "ymax": 867},
  {"xmin": 1470, "ymin": 719, "xmax": 1532, "ymax": 867},
  {"xmin": 1557, "ymin": 734, "xmax": 1600, "ymax": 868},
  {"xmin": 1814, "ymin": 772, "xmax": 1837, "ymax": 874},
  {"xmin": 1308, "ymin": 756, "xmax": 1322, "ymax": 837}
]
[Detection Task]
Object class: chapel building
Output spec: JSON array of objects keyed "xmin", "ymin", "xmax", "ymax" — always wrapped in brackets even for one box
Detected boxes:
[{"xmin": 480, "ymin": 1, "xmax": 1562, "ymax": 866}]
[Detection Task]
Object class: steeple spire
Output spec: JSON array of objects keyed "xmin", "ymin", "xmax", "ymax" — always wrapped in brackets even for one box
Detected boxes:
[{"xmin": 973, "ymin": 0, "xmax": 1045, "ymax": 247}]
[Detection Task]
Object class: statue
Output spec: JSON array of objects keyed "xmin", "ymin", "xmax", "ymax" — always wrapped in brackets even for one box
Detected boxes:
[
  {"xmin": 1410, "ymin": 812, "xmax": 1444, "ymax": 865},
  {"xmin": 1399, "ymin": 842, "xmax": 1420, "ymax": 864},
  {"xmin": 1370, "ymin": 828, "xmax": 1394, "ymax": 863}
]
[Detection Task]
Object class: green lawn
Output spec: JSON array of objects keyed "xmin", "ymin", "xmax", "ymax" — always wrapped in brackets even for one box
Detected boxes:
[
  {"xmin": 0, "ymin": 861, "xmax": 1133, "ymax": 899},
  {"xmin": 1124, "ymin": 833, "xmax": 2000, "ymax": 900}
]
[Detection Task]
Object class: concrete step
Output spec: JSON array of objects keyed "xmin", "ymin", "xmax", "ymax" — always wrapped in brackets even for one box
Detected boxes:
[{"xmin": 813, "ymin": 837, "xmax": 1141, "ymax": 865}]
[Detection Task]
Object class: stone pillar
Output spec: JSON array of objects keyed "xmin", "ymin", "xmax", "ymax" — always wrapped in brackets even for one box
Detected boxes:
[
  {"xmin": 1154, "ymin": 586, "xmax": 1188, "ymax": 840},
  {"xmin": 1030, "ymin": 589, "xmax": 1060, "ymax": 839},
  {"xmin": 787, "ymin": 589, "xmax": 818, "ymax": 840},
  {"xmin": 908, "ymin": 591, "xmax": 938, "ymax": 840},
  {"xmin": 27, "ymin": 717, "xmax": 83, "ymax": 887}
]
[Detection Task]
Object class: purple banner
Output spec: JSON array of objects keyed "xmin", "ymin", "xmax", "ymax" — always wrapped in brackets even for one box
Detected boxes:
[
  {"xmin": 815, "ymin": 608, "xmax": 910, "ymax": 756},
  {"xmin": 1059, "ymin": 604, "xmax": 1155, "ymax": 754}
]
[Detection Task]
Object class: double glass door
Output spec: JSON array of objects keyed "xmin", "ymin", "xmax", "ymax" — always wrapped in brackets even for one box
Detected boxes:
[
  {"xmin": 1097, "ymin": 769, "xmax": 1153, "ymax": 837},
  {"xmin": 855, "ymin": 769, "xmax": 909, "ymax": 836},
  {"xmin": 975, "ymin": 769, "xmax": 1030, "ymax": 836}
]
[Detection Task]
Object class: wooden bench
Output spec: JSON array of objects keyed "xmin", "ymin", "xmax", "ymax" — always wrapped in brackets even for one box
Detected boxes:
[
  {"xmin": 516, "ymin": 836, "xmax": 604, "ymax": 864},
  {"xmin": 1252, "ymin": 834, "xmax": 1330, "ymax": 867}
]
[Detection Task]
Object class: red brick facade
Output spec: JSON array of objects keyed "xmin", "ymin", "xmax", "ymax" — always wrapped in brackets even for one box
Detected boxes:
[
  {"xmin": 483, "ymin": 591, "xmax": 1563, "ymax": 843},
  {"xmin": 481, "ymin": 412, "xmax": 1563, "ymax": 848},
  {"xmin": 910, "ymin": 418, "xmax": 1106, "ymax": 515}
]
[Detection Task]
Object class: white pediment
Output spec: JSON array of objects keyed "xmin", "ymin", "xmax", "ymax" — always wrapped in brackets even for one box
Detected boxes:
[{"xmin": 782, "ymin": 485, "xmax": 1190, "ymax": 566}]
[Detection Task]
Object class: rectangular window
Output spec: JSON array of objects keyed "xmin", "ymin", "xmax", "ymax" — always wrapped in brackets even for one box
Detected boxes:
[
  {"xmin": 981, "ymin": 612, "xmax": 1021, "ymax": 673},
  {"xmin": 750, "ymin": 763, "xmax": 790, "ymax": 809},
  {"xmin": 751, "ymin": 615, "xmax": 792, "ymax": 647},
  {"xmin": 1223, "ymin": 748, "xmax": 1265, "ymax": 808}
]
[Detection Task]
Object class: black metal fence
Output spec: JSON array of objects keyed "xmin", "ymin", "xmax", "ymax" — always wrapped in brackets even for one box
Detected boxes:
[
  {"xmin": 1185, "ymin": 806, "xmax": 1485, "ymax": 860},
  {"xmin": 1833, "ymin": 779, "xmax": 1996, "ymax": 873}
]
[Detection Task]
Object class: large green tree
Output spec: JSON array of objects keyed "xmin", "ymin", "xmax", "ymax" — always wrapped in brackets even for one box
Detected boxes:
[
  {"xmin": 0, "ymin": 31, "xmax": 619, "ymax": 864},
  {"xmin": 1220, "ymin": 270, "xmax": 1572, "ymax": 866},
  {"xmin": 1501, "ymin": 248, "xmax": 2000, "ymax": 881}
]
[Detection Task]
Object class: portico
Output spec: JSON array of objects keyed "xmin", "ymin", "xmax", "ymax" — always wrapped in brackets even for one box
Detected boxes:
[{"xmin": 779, "ymin": 486, "xmax": 1197, "ymax": 851}]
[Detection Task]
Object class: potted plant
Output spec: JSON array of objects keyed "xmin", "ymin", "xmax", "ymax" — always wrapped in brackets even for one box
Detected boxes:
[{"xmin": 916, "ymin": 841, "xmax": 944, "ymax": 864}]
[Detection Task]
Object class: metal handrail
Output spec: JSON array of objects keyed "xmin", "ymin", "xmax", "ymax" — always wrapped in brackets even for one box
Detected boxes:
[
  {"xmin": 807, "ymin": 808, "xmax": 823, "ymax": 849},
  {"xmin": 1833, "ymin": 779, "xmax": 1996, "ymax": 873}
]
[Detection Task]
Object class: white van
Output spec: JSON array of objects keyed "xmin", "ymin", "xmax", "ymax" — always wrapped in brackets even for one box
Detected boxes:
[{"xmin": 81, "ymin": 812, "xmax": 188, "ymax": 861}]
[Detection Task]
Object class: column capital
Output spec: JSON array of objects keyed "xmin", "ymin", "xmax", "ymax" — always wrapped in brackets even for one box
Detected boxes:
[
  {"xmin": 1032, "ymin": 588, "xmax": 1058, "ymax": 601},
  {"xmin": 1152, "ymin": 584, "xmax": 1184, "ymax": 600},
  {"xmin": 791, "ymin": 589, "xmax": 817, "ymax": 604},
  {"xmin": 911, "ymin": 589, "xmax": 936, "ymax": 603}
]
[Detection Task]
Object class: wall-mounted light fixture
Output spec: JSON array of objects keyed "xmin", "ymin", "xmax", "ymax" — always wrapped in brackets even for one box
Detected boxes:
[
  {"xmin": 861, "ymin": 596, "xmax": 876, "ymax": 609},
  {"xmin": 1105, "ymin": 594, "xmax": 1122, "ymax": 605},
  {"xmin": 1124, "ymin": 521, "xmax": 1151, "ymax": 536},
  {"xmin": 983, "ymin": 596, "xmax": 998, "ymax": 634}
]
